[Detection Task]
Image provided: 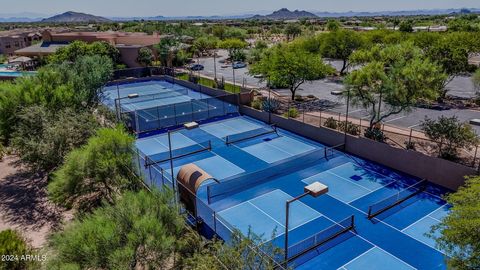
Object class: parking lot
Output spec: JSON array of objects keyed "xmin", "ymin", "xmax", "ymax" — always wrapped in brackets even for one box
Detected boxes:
[{"xmin": 195, "ymin": 51, "xmax": 480, "ymax": 133}]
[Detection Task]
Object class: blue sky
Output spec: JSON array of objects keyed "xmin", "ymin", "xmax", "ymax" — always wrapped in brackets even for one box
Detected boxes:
[{"xmin": 3, "ymin": 0, "xmax": 480, "ymax": 17}]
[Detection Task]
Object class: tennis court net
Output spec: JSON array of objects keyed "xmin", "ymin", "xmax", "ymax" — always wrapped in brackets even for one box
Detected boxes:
[
  {"xmin": 367, "ymin": 179, "xmax": 428, "ymax": 219},
  {"xmin": 207, "ymin": 147, "xmax": 327, "ymax": 203},
  {"xmin": 287, "ymin": 215, "xmax": 355, "ymax": 262},
  {"xmin": 225, "ymin": 125, "xmax": 278, "ymax": 145},
  {"xmin": 144, "ymin": 140, "xmax": 212, "ymax": 167},
  {"xmin": 116, "ymin": 89, "xmax": 188, "ymax": 106}
]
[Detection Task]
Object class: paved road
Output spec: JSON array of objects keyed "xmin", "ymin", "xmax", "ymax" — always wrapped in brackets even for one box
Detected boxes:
[{"xmin": 195, "ymin": 52, "xmax": 480, "ymax": 133}]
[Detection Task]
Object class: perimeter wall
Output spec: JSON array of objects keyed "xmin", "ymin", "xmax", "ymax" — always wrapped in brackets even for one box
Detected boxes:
[{"xmin": 240, "ymin": 105, "xmax": 476, "ymax": 191}]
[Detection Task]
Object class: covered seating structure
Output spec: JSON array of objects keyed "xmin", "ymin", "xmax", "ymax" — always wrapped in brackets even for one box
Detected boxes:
[{"xmin": 176, "ymin": 163, "xmax": 217, "ymax": 216}]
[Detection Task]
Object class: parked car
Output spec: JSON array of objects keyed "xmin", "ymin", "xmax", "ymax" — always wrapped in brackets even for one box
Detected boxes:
[
  {"xmin": 188, "ymin": 64, "xmax": 204, "ymax": 71},
  {"xmin": 232, "ymin": 62, "xmax": 247, "ymax": 69}
]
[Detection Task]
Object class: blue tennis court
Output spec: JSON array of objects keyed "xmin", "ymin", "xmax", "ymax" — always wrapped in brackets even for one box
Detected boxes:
[
  {"xmin": 133, "ymin": 109, "xmax": 451, "ymax": 269},
  {"xmin": 218, "ymin": 190, "xmax": 324, "ymax": 242},
  {"xmin": 105, "ymin": 79, "xmax": 239, "ymax": 133},
  {"xmin": 103, "ymin": 80, "xmax": 204, "ymax": 101}
]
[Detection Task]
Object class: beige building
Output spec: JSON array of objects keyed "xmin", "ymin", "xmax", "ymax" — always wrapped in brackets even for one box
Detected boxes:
[
  {"xmin": 15, "ymin": 30, "xmax": 162, "ymax": 67},
  {"xmin": 0, "ymin": 30, "xmax": 41, "ymax": 56}
]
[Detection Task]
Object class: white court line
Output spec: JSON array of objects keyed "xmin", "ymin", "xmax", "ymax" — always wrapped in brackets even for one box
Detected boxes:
[
  {"xmin": 401, "ymin": 204, "xmax": 448, "ymax": 232},
  {"xmin": 307, "ymin": 204, "xmax": 416, "ymax": 270},
  {"xmin": 221, "ymin": 189, "xmax": 324, "ymax": 241},
  {"xmin": 326, "ymin": 194, "xmax": 447, "ymax": 255},
  {"xmin": 327, "ymin": 171, "xmax": 374, "ymax": 192},
  {"xmin": 302, "ymin": 170, "xmax": 380, "ymax": 205},
  {"xmin": 266, "ymin": 140, "xmax": 298, "ymax": 157},
  {"xmin": 274, "ymin": 189, "xmax": 323, "ymax": 220},
  {"xmin": 332, "ymin": 162, "xmax": 395, "ymax": 184},
  {"xmin": 154, "ymin": 137, "xmax": 169, "ymax": 150},
  {"xmin": 250, "ymin": 189, "xmax": 323, "ymax": 225},
  {"xmin": 217, "ymin": 200, "xmax": 253, "ymax": 214},
  {"xmin": 330, "ymin": 162, "xmax": 447, "ymax": 201},
  {"xmin": 346, "ymin": 182, "xmax": 397, "ymax": 204},
  {"xmin": 428, "ymin": 216, "xmax": 442, "ymax": 223},
  {"xmin": 344, "ymin": 247, "xmax": 417, "ymax": 270},
  {"xmin": 248, "ymin": 202, "xmax": 285, "ymax": 229},
  {"xmin": 339, "ymin": 247, "xmax": 376, "ymax": 270},
  {"xmin": 302, "ymin": 178, "xmax": 351, "ymax": 204}
]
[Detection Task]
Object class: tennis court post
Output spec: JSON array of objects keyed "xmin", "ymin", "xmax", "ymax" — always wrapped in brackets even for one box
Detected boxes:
[{"xmin": 284, "ymin": 182, "xmax": 328, "ymax": 264}]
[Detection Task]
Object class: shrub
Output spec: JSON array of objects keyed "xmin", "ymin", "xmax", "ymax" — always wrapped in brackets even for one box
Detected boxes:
[
  {"xmin": 405, "ymin": 141, "xmax": 416, "ymax": 150},
  {"xmin": 283, "ymin": 107, "xmax": 299, "ymax": 118},
  {"xmin": 214, "ymin": 77, "xmax": 225, "ymax": 90},
  {"xmin": 188, "ymin": 73, "xmax": 199, "ymax": 84},
  {"xmin": 365, "ymin": 127, "xmax": 386, "ymax": 142},
  {"xmin": 0, "ymin": 229, "xmax": 29, "ymax": 270},
  {"xmin": 11, "ymin": 105, "xmax": 99, "ymax": 171},
  {"xmin": 251, "ymin": 99, "xmax": 262, "ymax": 110},
  {"xmin": 294, "ymin": 94, "xmax": 304, "ymax": 102},
  {"xmin": 261, "ymin": 98, "xmax": 280, "ymax": 113},
  {"xmin": 421, "ymin": 116, "xmax": 479, "ymax": 160},
  {"xmin": 48, "ymin": 126, "xmax": 140, "ymax": 212},
  {"xmin": 324, "ymin": 117, "xmax": 338, "ymax": 129},
  {"xmin": 47, "ymin": 190, "xmax": 184, "ymax": 269},
  {"xmin": 428, "ymin": 176, "xmax": 480, "ymax": 270},
  {"xmin": 0, "ymin": 142, "xmax": 4, "ymax": 161},
  {"xmin": 338, "ymin": 121, "xmax": 360, "ymax": 135}
]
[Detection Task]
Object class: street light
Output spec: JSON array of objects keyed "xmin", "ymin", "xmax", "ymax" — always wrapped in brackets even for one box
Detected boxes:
[
  {"xmin": 232, "ymin": 61, "xmax": 236, "ymax": 88},
  {"xmin": 344, "ymin": 89, "xmax": 351, "ymax": 145},
  {"xmin": 284, "ymin": 181, "xmax": 328, "ymax": 264},
  {"xmin": 167, "ymin": 121, "xmax": 200, "ymax": 203},
  {"xmin": 213, "ymin": 49, "xmax": 217, "ymax": 81}
]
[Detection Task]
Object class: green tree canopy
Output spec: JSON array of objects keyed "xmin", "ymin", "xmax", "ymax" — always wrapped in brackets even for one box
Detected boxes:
[
  {"xmin": 155, "ymin": 37, "xmax": 180, "ymax": 67},
  {"xmin": 48, "ymin": 126, "xmax": 140, "ymax": 212},
  {"xmin": 219, "ymin": 38, "xmax": 248, "ymax": 61},
  {"xmin": 320, "ymin": 30, "xmax": 364, "ymax": 75},
  {"xmin": 137, "ymin": 47, "xmax": 154, "ymax": 67},
  {"xmin": 426, "ymin": 34, "xmax": 477, "ymax": 98},
  {"xmin": 346, "ymin": 42, "xmax": 446, "ymax": 136},
  {"xmin": 421, "ymin": 116, "xmax": 479, "ymax": 160},
  {"xmin": 430, "ymin": 176, "xmax": 480, "ymax": 269},
  {"xmin": 0, "ymin": 229, "xmax": 38, "ymax": 270},
  {"xmin": 398, "ymin": 20, "xmax": 414, "ymax": 32},
  {"xmin": 473, "ymin": 69, "xmax": 480, "ymax": 92},
  {"xmin": 0, "ymin": 55, "xmax": 112, "ymax": 144},
  {"xmin": 326, "ymin": 20, "xmax": 341, "ymax": 32},
  {"xmin": 11, "ymin": 105, "xmax": 99, "ymax": 171},
  {"xmin": 49, "ymin": 40, "xmax": 120, "ymax": 64},
  {"xmin": 193, "ymin": 36, "xmax": 219, "ymax": 56},
  {"xmin": 284, "ymin": 23, "xmax": 302, "ymax": 41},
  {"xmin": 47, "ymin": 189, "xmax": 184, "ymax": 269},
  {"xmin": 250, "ymin": 43, "xmax": 333, "ymax": 100}
]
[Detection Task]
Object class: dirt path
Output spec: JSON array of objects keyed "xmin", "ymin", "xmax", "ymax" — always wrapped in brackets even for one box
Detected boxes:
[{"xmin": 0, "ymin": 155, "xmax": 70, "ymax": 248}]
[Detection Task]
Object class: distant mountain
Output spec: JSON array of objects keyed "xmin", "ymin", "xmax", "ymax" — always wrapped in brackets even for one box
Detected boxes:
[
  {"xmin": 313, "ymin": 8, "xmax": 480, "ymax": 18},
  {"xmin": 251, "ymin": 8, "xmax": 318, "ymax": 20},
  {"xmin": 109, "ymin": 14, "xmax": 256, "ymax": 21},
  {"xmin": 0, "ymin": 12, "xmax": 47, "ymax": 22},
  {"xmin": 0, "ymin": 17, "xmax": 42, "ymax": 22},
  {"xmin": 1, "ymin": 7, "xmax": 480, "ymax": 23},
  {"xmin": 42, "ymin": 11, "xmax": 111, "ymax": 23}
]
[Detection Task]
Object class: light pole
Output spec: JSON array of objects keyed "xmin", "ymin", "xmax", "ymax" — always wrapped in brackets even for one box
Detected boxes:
[
  {"xmin": 167, "ymin": 130, "xmax": 176, "ymax": 195},
  {"xmin": 284, "ymin": 182, "xmax": 328, "ymax": 264},
  {"xmin": 344, "ymin": 89, "xmax": 351, "ymax": 145},
  {"xmin": 232, "ymin": 62, "xmax": 236, "ymax": 89},
  {"xmin": 166, "ymin": 123, "xmax": 202, "ymax": 204},
  {"xmin": 213, "ymin": 49, "xmax": 217, "ymax": 81}
]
